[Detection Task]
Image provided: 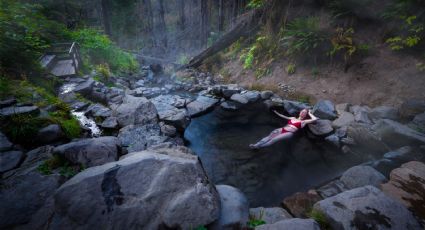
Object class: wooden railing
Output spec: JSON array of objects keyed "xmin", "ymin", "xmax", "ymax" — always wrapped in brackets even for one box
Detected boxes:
[{"xmin": 45, "ymin": 42, "xmax": 82, "ymax": 73}]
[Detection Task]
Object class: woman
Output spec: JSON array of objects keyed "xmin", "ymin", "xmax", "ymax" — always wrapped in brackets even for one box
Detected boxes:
[{"xmin": 249, "ymin": 109, "xmax": 318, "ymax": 149}]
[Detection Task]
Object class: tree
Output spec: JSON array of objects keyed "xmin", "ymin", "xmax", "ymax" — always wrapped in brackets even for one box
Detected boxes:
[
  {"xmin": 157, "ymin": 0, "xmax": 168, "ymax": 48},
  {"xmin": 200, "ymin": 0, "xmax": 209, "ymax": 47},
  {"xmin": 178, "ymin": 0, "xmax": 186, "ymax": 31},
  {"xmin": 101, "ymin": 0, "xmax": 112, "ymax": 37},
  {"xmin": 218, "ymin": 0, "xmax": 224, "ymax": 32}
]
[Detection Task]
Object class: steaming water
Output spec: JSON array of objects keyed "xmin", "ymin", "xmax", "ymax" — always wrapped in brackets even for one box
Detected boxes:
[
  {"xmin": 184, "ymin": 102, "xmax": 363, "ymax": 207},
  {"xmin": 59, "ymin": 83, "xmax": 102, "ymax": 137}
]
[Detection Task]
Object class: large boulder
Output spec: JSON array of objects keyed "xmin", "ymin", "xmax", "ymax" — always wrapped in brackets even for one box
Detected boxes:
[
  {"xmin": 49, "ymin": 149, "xmax": 220, "ymax": 229},
  {"xmin": 399, "ymin": 99, "xmax": 425, "ymax": 120},
  {"xmin": 0, "ymin": 163, "xmax": 63, "ymax": 229},
  {"xmin": 0, "ymin": 105, "xmax": 39, "ymax": 117},
  {"xmin": 186, "ymin": 95, "xmax": 219, "ymax": 117},
  {"xmin": 381, "ymin": 161, "xmax": 425, "ymax": 222},
  {"xmin": 0, "ymin": 150, "xmax": 23, "ymax": 173},
  {"xmin": 373, "ymin": 119, "xmax": 425, "ymax": 148},
  {"xmin": 53, "ymin": 136, "xmax": 121, "ymax": 167},
  {"xmin": 112, "ymin": 95, "xmax": 158, "ymax": 127},
  {"xmin": 283, "ymin": 100, "xmax": 310, "ymax": 116},
  {"xmin": 256, "ymin": 218, "xmax": 320, "ymax": 230},
  {"xmin": 346, "ymin": 124, "xmax": 390, "ymax": 156},
  {"xmin": 249, "ymin": 207, "xmax": 292, "ymax": 225},
  {"xmin": 313, "ymin": 186, "xmax": 421, "ymax": 230},
  {"xmin": 370, "ymin": 106, "xmax": 399, "ymax": 121},
  {"xmin": 73, "ymin": 78, "xmax": 95, "ymax": 96},
  {"xmin": 282, "ymin": 190, "xmax": 322, "ymax": 218},
  {"xmin": 307, "ymin": 120, "xmax": 333, "ymax": 136},
  {"xmin": 313, "ymin": 100, "xmax": 337, "ymax": 120},
  {"xmin": 410, "ymin": 112, "xmax": 425, "ymax": 132},
  {"xmin": 340, "ymin": 165, "xmax": 387, "ymax": 189},
  {"xmin": 0, "ymin": 131, "xmax": 13, "ymax": 151},
  {"xmin": 317, "ymin": 179, "xmax": 349, "ymax": 198},
  {"xmin": 332, "ymin": 112, "xmax": 355, "ymax": 128},
  {"xmin": 231, "ymin": 93, "xmax": 249, "ymax": 104},
  {"xmin": 36, "ymin": 124, "xmax": 65, "ymax": 144},
  {"xmin": 118, "ymin": 124, "xmax": 166, "ymax": 153},
  {"xmin": 212, "ymin": 185, "xmax": 249, "ymax": 230},
  {"xmin": 151, "ymin": 95, "xmax": 190, "ymax": 130}
]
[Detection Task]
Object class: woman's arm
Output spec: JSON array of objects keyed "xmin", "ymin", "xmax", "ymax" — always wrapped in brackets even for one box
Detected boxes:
[
  {"xmin": 303, "ymin": 110, "xmax": 319, "ymax": 124},
  {"xmin": 273, "ymin": 110, "xmax": 295, "ymax": 120}
]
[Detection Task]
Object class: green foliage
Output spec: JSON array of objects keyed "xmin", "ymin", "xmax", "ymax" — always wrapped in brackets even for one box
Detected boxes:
[
  {"xmin": 247, "ymin": 0, "xmax": 266, "ymax": 9},
  {"xmin": 177, "ymin": 53, "xmax": 190, "ymax": 65},
  {"xmin": 307, "ymin": 209, "xmax": 331, "ymax": 230},
  {"xmin": 70, "ymin": 28, "xmax": 139, "ymax": 73},
  {"xmin": 38, "ymin": 155, "xmax": 81, "ymax": 178},
  {"xmin": 247, "ymin": 209, "xmax": 266, "ymax": 228},
  {"xmin": 194, "ymin": 226, "xmax": 207, "ymax": 230},
  {"xmin": 58, "ymin": 117, "xmax": 81, "ymax": 139},
  {"xmin": 241, "ymin": 45, "xmax": 257, "ymax": 69},
  {"xmin": 286, "ymin": 63, "xmax": 296, "ymax": 75},
  {"xmin": 328, "ymin": 27, "xmax": 357, "ymax": 63},
  {"xmin": 240, "ymin": 35, "xmax": 277, "ymax": 71},
  {"xmin": 280, "ymin": 17, "xmax": 327, "ymax": 56},
  {"xmin": 327, "ymin": 0, "xmax": 357, "ymax": 19},
  {"xmin": 312, "ymin": 67, "xmax": 320, "ymax": 77},
  {"xmin": 1, "ymin": 114, "xmax": 47, "ymax": 144}
]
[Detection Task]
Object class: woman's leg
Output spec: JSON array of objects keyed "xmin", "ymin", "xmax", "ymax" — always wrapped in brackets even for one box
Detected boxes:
[{"xmin": 250, "ymin": 129, "xmax": 292, "ymax": 149}]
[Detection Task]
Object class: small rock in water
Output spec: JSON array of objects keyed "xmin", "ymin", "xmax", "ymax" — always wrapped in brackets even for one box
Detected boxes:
[{"xmin": 312, "ymin": 100, "xmax": 337, "ymax": 120}]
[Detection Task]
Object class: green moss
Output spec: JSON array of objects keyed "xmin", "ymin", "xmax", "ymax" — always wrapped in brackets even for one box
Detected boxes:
[
  {"xmin": 55, "ymin": 116, "xmax": 81, "ymax": 139},
  {"xmin": 307, "ymin": 209, "xmax": 332, "ymax": 230}
]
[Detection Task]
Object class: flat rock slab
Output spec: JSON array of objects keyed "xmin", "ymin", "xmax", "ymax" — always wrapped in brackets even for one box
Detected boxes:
[
  {"xmin": 186, "ymin": 95, "xmax": 219, "ymax": 117},
  {"xmin": 313, "ymin": 185, "xmax": 422, "ymax": 230},
  {"xmin": 118, "ymin": 124, "xmax": 165, "ymax": 153},
  {"xmin": 0, "ymin": 131, "xmax": 13, "ymax": 152},
  {"xmin": 381, "ymin": 161, "xmax": 425, "ymax": 222},
  {"xmin": 50, "ymin": 149, "xmax": 220, "ymax": 229},
  {"xmin": 151, "ymin": 95, "xmax": 189, "ymax": 129},
  {"xmin": 308, "ymin": 120, "xmax": 333, "ymax": 136},
  {"xmin": 0, "ymin": 106, "xmax": 39, "ymax": 117},
  {"xmin": 332, "ymin": 112, "xmax": 355, "ymax": 128},
  {"xmin": 0, "ymin": 150, "xmax": 23, "ymax": 173},
  {"xmin": 256, "ymin": 218, "xmax": 320, "ymax": 230},
  {"xmin": 249, "ymin": 207, "xmax": 292, "ymax": 225},
  {"xmin": 373, "ymin": 119, "xmax": 425, "ymax": 148},
  {"xmin": 340, "ymin": 165, "xmax": 387, "ymax": 189},
  {"xmin": 112, "ymin": 95, "xmax": 158, "ymax": 127}
]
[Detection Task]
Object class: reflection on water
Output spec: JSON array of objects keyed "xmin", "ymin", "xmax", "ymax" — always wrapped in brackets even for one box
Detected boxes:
[{"xmin": 184, "ymin": 102, "xmax": 362, "ymax": 207}]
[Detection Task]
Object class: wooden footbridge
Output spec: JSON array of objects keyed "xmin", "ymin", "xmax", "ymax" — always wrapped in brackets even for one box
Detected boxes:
[{"xmin": 40, "ymin": 42, "xmax": 82, "ymax": 77}]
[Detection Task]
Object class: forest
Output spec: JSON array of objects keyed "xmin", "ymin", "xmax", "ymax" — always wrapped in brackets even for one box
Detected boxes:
[{"xmin": 1, "ymin": 0, "xmax": 425, "ymax": 229}]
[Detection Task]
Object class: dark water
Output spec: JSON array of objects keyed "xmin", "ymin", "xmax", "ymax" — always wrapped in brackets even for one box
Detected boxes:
[{"xmin": 184, "ymin": 102, "xmax": 363, "ymax": 207}]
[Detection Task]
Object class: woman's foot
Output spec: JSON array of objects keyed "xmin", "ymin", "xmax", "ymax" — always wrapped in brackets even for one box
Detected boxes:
[{"xmin": 249, "ymin": 144, "xmax": 259, "ymax": 150}]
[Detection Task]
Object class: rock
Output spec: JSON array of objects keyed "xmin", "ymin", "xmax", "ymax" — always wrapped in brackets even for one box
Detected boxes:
[
  {"xmin": 53, "ymin": 136, "xmax": 121, "ymax": 167},
  {"xmin": 100, "ymin": 117, "xmax": 119, "ymax": 129},
  {"xmin": 307, "ymin": 120, "xmax": 333, "ymax": 136},
  {"xmin": 373, "ymin": 119, "xmax": 425, "ymax": 148},
  {"xmin": 112, "ymin": 95, "xmax": 158, "ymax": 127},
  {"xmin": 0, "ymin": 106, "xmax": 39, "ymax": 117},
  {"xmin": 186, "ymin": 95, "xmax": 219, "ymax": 117},
  {"xmin": 354, "ymin": 110, "xmax": 372, "ymax": 124},
  {"xmin": 399, "ymin": 99, "xmax": 425, "ymax": 120},
  {"xmin": 36, "ymin": 124, "xmax": 64, "ymax": 144},
  {"xmin": 74, "ymin": 78, "xmax": 95, "ymax": 96},
  {"xmin": 381, "ymin": 161, "xmax": 425, "ymax": 222},
  {"xmin": 242, "ymin": 91, "xmax": 260, "ymax": 103},
  {"xmin": 411, "ymin": 112, "xmax": 425, "ymax": 132},
  {"xmin": 85, "ymin": 103, "xmax": 112, "ymax": 118},
  {"xmin": 317, "ymin": 179, "xmax": 349, "ymax": 198},
  {"xmin": 118, "ymin": 124, "xmax": 165, "ymax": 153},
  {"xmin": 221, "ymin": 101, "xmax": 241, "ymax": 111},
  {"xmin": 70, "ymin": 101, "xmax": 89, "ymax": 111},
  {"xmin": 0, "ymin": 163, "xmax": 63, "ymax": 229},
  {"xmin": 282, "ymin": 191, "xmax": 322, "ymax": 218},
  {"xmin": 325, "ymin": 134, "xmax": 340, "ymax": 147},
  {"xmin": 346, "ymin": 124, "xmax": 390, "ymax": 156},
  {"xmin": 22, "ymin": 145, "xmax": 54, "ymax": 166},
  {"xmin": 370, "ymin": 106, "xmax": 399, "ymax": 121},
  {"xmin": 335, "ymin": 103, "xmax": 350, "ymax": 115},
  {"xmin": 340, "ymin": 165, "xmax": 387, "ymax": 189},
  {"xmin": 383, "ymin": 146, "xmax": 413, "ymax": 161},
  {"xmin": 260, "ymin": 91, "xmax": 274, "ymax": 100},
  {"xmin": 230, "ymin": 93, "xmax": 249, "ymax": 104},
  {"xmin": 49, "ymin": 148, "xmax": 220, "ymax": 229},
  {"xmin": 312, "ymin": 100, "xmax": 337, "ymax": 120},
  {"xmin": 160, "ymin": 123, "xmax": 177, "ymax": 137},
  {"xmin": 0, "ymin": 131, "xmax": 13, "ymax": 152},
  {"xmin": 0, "ymin": 150, "xmax": 23, "ymax": 173},
  {"xmin": 256, "ymin": 218, "xmax": 321, "ymax": 230},
  {"xmin": 332, "ymin": 112, "xmax": 355, "ymax": 128},
  {"xmin": 151, "ymin": 95, "xmax": 189, "ymax": 129},
  {"xmin": 283, "ymin": 100, "xmax": 310, "ymax": 116},
  {"xmin": 211, "ymin": 185, "xmax": 249, "ymax": 230},
  {"xmin": 313, "ymin": 186, "xmax": 421, "ymax": 230},
  {"xmin": 222, "ymin": 86, "xmax": 241, "ymax": 98},
  {"xmin": 249, "ymin": 207, "xmax": 292, "ymax": 225},
  {"xmin": 0, "ymin": 97, "xmax": 17, "ymax": 108}
]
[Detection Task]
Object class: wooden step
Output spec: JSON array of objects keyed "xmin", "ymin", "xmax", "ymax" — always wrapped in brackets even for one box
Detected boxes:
[{"xmin": 50, "ymin": 59, "xmax": 76, "ymax": 77}]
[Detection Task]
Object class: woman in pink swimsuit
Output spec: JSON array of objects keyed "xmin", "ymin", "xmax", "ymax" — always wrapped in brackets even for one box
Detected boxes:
[{"xmin": 249, "ymin": 109, "xmax": 318, "ymax": 149}]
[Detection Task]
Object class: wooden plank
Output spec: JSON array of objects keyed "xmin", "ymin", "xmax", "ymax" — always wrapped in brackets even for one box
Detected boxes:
[{"xmin": 50, "ymin": 60, "xmax": 75, "ymax": 77}]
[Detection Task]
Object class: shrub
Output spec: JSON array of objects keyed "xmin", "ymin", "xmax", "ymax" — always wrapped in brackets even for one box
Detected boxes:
[
  {"xmin": 247, "ymin": 0, "xmax": 266, "ymax": 9},
  {"xmin": 307, "ymin": 209, "xmax": 331, "ymax": 230},
  {"xmin": 58, "ymin": 117, "xmax": 81, "ymax": 139},
  {"xmin": 247, "ymin": 209, "xmax": 266, "ymax": 228},
  {"xmin": 286, "ymin": 63, "xmax": 296, "ymax": 75},
  {"xmin": 1, "ymin": 114, "xmax": 47, "ymax": 144}
]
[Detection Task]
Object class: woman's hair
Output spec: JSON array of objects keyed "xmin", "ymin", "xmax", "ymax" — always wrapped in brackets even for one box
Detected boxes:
[{"xmin": 299, "ymin": 109, "xmax": 311, "ymax": 120}]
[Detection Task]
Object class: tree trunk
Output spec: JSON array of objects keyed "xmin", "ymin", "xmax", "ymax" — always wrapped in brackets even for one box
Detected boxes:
[
  {"xmin": 100, "ymin": 0, "xmax": 112, "ymax": 37},
  {"xmin": 232, "ymin": 0, "xmax": 239, "ymax": 25},
  {"xmin": 218, "ymin": 0, "xmax": 224, "ymax": 32},
  {"xmin": 178, "ymin": 0, "xmax": 186, "ymax": 31},
  {"xmin": 157, "ymin": 0, "xmax": 168, "ymax": 48},
  {"xmin": 200, "ymin": 0, "xmax": 209, "ymax": 48},
  {"xmin": 265, "ymin": 0, "xmax": 288, "ymax": 35}
]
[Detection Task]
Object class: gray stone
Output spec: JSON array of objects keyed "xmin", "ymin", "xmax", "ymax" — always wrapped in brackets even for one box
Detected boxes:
[
  {"xmin": 222, "ymin": 88, "xmax": 241, "ymax": 98},
  {"xmin": 383, "ymin": 146, "xmax": 413, "ymax": 161},
  {"xmin": 100, "ymin": 117, "xmax": 119, "ymax": 129},
  {"xmin": 332, "ymin": 112, "xmax": 355, "ymax": 128},
  {"xmin": 186, "ymin": 95, "xmax": 219, "ymax": 117},
  {"xmin": 85, "ymin": 103, "xmax": 112, "ymax": 118},
  {"xmin": 22, "ymin": 146, "xmax": 54, "ymax": 166},
  {"xmin": 308, "ymin": 120, "xmax": 333, "ymax": 136},
  {"xmin": 256, "ymin": 218, "xmax": 320, "ymax": 230},
  {"xmin": 230, "ymin": 93, "xmax": 249, "ymax": 104},
  {"xmin": 399, "ymin": 99, "xmax": 425, "ymax": 120},
  {"xmin": 0, "ymin": 106, "xmax": 39, "ymax": 117},
  {"xmin": 317, "ymin": 179, "xmax": 348, "ymax": 198},
  {"xmin": 283, "ymin": 100, "xmax": 310, "ymax": 116},
  {"xmin": 118, "ymin": 124, "xmax": 165, "ymax": 153},
  {"xmin": 151, "ymin": 95, "xmax": 189, "ymax": 129},
  {"xmin": 325, "ymin": 134, "xmax": 340, "ymax": 147},
  {"xmin": 411, "ymin": 112, "xmax": 425, "ymax": 132},
  {"xmin": 221, "ymin": 101, "xmax": 241, "ymax": 111},
  {"xmin": 313, "ymin": 100, "xmax": 337, "ymax": 120},
  {"xmin": 0, "ymin": 98, "xmax": 17, "ymax": 108},
  {"xmin": 74, "ymin": 78, "xmax": 95, "ymax": 96},
  {"xmin": 211, "ymin": 185, "xmax": 249, "ymax": 230},
  {"xmin": 50, "ymin": 149, "xmax": 220, "ymax": 230},
  {"xmin": 355, "ymin": 110, "xmax": 372, "ymax": 124},
  {"xmin": 0, "ymin": 163, "xmax": 62, "ymax": 229},
  {"xmin": 282, "ymin": 191, "xmax": 322, "ymax": 218},
  {"xmin": 160, "ymin": 123, "xmax": 177, "ymax": 137},
  {"xmin": 370, "ymin": 106, "xmax": 399, "ymax": 121},
  {"xmin": 340, "ymin": 165, "xmax": 387, "ymax": 189},
  {"xmin": 70, "ymin": 101, "xmax": 89, "ymax": 111},
  {"xmin": 346, "ymin": 124, "xmax": 390, "ymax": 156},
  {"xmin": 260, "ymin": 91, "xmax": 274, "ymax": 100},
  {"xmin": 313, "ymin": 186, "xmax": 421, "ymax": 230},
  {"xmin": 373, "ymin": 119, "xmax": 425, "ymax": 148},
  {"xmin": 36, "ymin": 124, "xmax": 64, "ymax": 144},
  {"xmin": 242, "ymin": 91, "xmax": 260, "ymax": 103},
  {"xmin": 0, "ymin": 150, "xmax": 23, "ymax": 173},
  {"xmin": 249, "ymin": 207, "xmax": 292, "ymax": 225},
  {"xmin": 112, "ymin": 95, "xmax": 158, "ymax": 127},
  {"xmin": 53, "ymin": 136, "xmax": 121, "ymax": 167},
  {"xmin": 0, "ymin": 131, "xmax": 13, "ymax": 152},
  {"xmin": 335, "ymin": 103, "xmax": 350, "ymax": 115}
]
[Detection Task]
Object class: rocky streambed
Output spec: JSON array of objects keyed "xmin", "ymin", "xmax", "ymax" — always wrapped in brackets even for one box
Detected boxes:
[{"xmin": 1, "ymin": 66, "xmax": 425, "ymax": 229}]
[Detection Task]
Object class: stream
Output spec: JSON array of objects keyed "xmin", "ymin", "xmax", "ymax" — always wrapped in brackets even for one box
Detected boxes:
[{"xmin": 184, "ymin": 102, "xmax": 363, "ymax": 207}]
